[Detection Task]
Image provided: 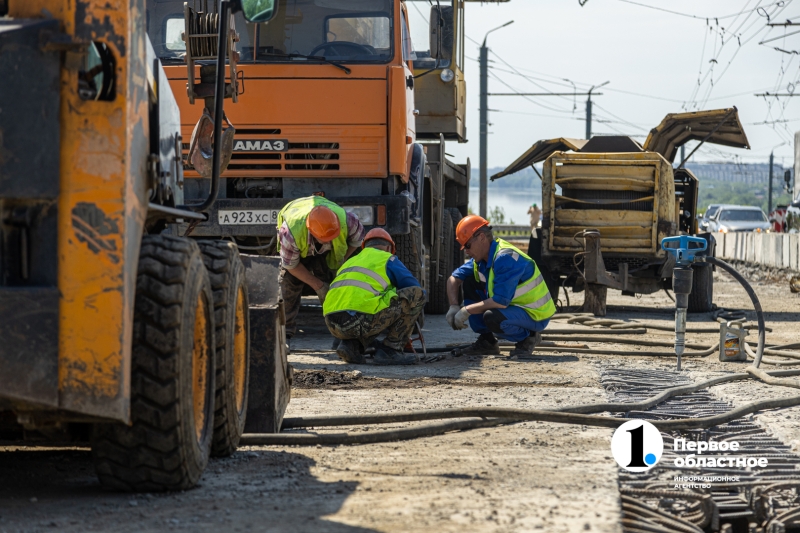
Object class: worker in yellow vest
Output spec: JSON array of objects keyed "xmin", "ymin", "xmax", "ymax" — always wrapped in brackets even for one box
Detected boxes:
[
  {"xmin": 277, "ymin": 196, "xmax": 365, "ymax": 343},
  {"xmin": 323, "ymin": 229, "xmax": 426, "ymax": 365},
  {"xmin": 445, "ymin": 215, "xmax": 555, "ymax": 357}
]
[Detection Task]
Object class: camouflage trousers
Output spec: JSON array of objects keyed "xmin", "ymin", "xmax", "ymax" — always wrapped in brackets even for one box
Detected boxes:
[
  {"xmin": 280, "ymin": 253, "xmax": 337, "ymax": 339},
  {"xmin": 325, "ymin": 286, "xmax": 426, "ymax": 350}
]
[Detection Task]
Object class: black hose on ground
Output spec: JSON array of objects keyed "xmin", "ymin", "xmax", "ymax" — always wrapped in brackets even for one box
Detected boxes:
[
  {"xmin": 239, "ymin": 390, "xmax": 800, "ymax": 446},
  {"xmin": 239, "ymin": 370, "xmax": 800, "ymax": 446}
]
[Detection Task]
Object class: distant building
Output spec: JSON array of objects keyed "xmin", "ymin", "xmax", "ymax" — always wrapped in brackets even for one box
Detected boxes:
[{"xmin": 684, "ymin": 161, "xmax": 785, "ymax": 184}]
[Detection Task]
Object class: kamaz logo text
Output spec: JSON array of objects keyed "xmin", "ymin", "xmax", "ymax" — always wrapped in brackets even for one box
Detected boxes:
[{"xmin": 233, "ymin": 139, "xmax": 288, "ymax": 152}]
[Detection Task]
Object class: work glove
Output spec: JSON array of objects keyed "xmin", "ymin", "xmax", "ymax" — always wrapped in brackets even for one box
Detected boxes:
[
  {"xmin": 446, "ymin": 305, "xmax": 461, "ymax": 329},
  {"xmin": 453, "ymin": 307, "xmax": 471, "ymax": 330},
  {"xmin": 315, "ymin": 282, "xmax": 330, "ymax": 304}
]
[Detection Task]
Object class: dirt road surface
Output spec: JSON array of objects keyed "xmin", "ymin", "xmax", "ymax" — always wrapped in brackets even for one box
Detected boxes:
[{"xmin": 1, "ymin": 267, "xmax": 798, "ymax": 532}]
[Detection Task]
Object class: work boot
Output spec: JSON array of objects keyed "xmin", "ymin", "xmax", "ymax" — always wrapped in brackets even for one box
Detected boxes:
[
  {"xmin": 336, "ymin": 339, "xmax": 366, "ymax": 364},
  {"xmin": 451, "ymin": 334, "xmax": 501, "ymax": 357},
  {"xmin": 373, "ymin": 343, "xmax": 417, "ymax": 366},
  {"xmin": 510, "ymin": 331, "xmax": 542, "ymax": 357}
]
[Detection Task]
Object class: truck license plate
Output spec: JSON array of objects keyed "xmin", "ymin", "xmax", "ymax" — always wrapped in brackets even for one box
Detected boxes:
[{"xmin": 218, "ymin": 209, "xmax": 279, "ymax": 225}]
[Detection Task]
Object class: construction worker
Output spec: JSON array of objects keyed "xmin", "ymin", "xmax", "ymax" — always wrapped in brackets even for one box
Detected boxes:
[
  {"xmin": 323, "ymin": 228, "xmax": 425, "ymax": 365},
  {"xmin": 277, "ymin": 196, "xmax": 365, "ymax": 344},
  {"xmin": 445, "ymin": 215, "xmax": 555, "ymax": 357}
]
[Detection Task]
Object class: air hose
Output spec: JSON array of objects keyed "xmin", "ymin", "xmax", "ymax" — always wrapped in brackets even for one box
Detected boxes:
[{"xmin": 239, "ymin": 370, "xmax": 800, "ymax": 447}]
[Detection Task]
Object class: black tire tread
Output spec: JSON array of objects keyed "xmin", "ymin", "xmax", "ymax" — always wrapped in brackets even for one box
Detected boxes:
[
  {"xmin": 91, "ymin": 235, "xmax": 213, "ymax": 492},
  {"xmin": 425, "ymin": 214, "xmax": 454, "ymax": 314},
  {"xmin": 197, "ymin": 240, "xmax": 249, "ymax": 457},
  {"xmin": 688, "ymin": 263, "xmax": 714, "ymax": 313},
  {"xmin": 394, "ymin": 229, "xmax": 424, "ymax": 285}
]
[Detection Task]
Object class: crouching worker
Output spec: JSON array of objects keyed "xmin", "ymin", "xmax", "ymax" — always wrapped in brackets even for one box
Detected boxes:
[
  {"xmin": 323, "ymin": 229, "xmax": 426, "ymax": 365},
  {"xmin": 446, "ymin": 215, "xmax": 555, "ymax": 357}
]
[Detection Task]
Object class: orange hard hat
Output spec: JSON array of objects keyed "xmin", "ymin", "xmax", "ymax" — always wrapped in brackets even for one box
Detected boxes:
[
  {"xmin": 306, "ymin": 205, "xmax": 341, "ymax": 242},
  {"xmin": 362, "ymin": 228, "xmax": 396, "ymax": 254},
  {"xmin": 456, "ymin": 215, "xmax": 490, "ymax": 249}
]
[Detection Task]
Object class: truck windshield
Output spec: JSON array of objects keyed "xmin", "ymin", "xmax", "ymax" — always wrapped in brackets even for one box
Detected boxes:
[
  {"xmin": 406, "ymin": 0, "xmax": 451, "ymax": 69},
  {"xmin": 146, "ymin": 0, "xmax": 394, "ymax": 63}
]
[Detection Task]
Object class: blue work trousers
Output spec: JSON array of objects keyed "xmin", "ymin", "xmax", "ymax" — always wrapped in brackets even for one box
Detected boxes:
[{"xmin": 463, "ymin": 273, "xmax": 549, "ymax": 342}]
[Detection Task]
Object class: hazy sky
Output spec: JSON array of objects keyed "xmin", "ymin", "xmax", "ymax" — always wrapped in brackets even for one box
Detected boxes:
[{"xmin": 443, "ymin": 0, "xmax": 800, "ymax": 171}]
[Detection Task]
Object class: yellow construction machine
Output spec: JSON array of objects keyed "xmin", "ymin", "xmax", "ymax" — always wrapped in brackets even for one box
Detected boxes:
[
  {"xmin": 492, "ymin": 108, "xmax": 750, "ymax": 315},
  {"xmin": 0, "ymin": 0, "xmax": 286, "ymax": 491}
]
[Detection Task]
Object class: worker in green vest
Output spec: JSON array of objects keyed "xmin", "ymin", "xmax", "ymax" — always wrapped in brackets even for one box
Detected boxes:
[
  {"xmin": 323, "ymin": 228, "xmax": 426, "ymax": 365},
  {"xmin": 445, "ymin": 215, "xmax": 555, "ymax": 357},
  {"xmin": 277, "ymin": 196, "xmax": 365, "ymax": 343}
]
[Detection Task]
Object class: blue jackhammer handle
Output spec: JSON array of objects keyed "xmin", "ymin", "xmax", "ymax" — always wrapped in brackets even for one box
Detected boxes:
[{"xmin": 661, "ymin": 235, "xmax": 707, "ymax": 265}]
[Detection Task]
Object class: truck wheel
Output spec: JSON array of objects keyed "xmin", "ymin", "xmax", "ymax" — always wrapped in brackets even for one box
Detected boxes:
[
  {"xmin": 688, "ymin": 264, "xmax": 713, "ymax": 313},
  {"xmin": 447, "ymin": 208, "xmax": 465, "ymax": 306},
  {"xmin": 91, "ymin": 235, "xmax": 216, "ymax": 492},
  {"xmin": 447, "ymin": 208, "xmax": 465, "ymax": 270},
  {"xmin": 394, "ymin": 226, "xmax": 426, "ymax": 289},
  {"xmin": 198, "ymin": 241, "xmax": 249, "ymax": 457},
  {"xmin": 426, "ymin": 214, "xmax": 454, "ymax": 314}
]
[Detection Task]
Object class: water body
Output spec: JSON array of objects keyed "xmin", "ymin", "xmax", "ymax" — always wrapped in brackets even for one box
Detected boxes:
[{"xmin": 468, "ymin": 186, "xmax": 543, "ymax": 225}]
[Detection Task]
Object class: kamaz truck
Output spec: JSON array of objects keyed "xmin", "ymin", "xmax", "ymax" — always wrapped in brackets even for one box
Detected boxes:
[{"xmin": 146, "ymin": 0, "xmax": 505, "ymax": 312}]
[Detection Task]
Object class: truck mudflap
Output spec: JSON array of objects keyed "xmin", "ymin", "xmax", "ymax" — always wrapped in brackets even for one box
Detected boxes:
[{"xmin": 179, "ymin": 195, "xmax": 412, "ymax": 237}]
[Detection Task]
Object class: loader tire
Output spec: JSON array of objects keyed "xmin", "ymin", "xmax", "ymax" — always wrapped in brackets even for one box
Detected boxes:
[
  {"xmin": 91, "ymin": 235, "xmax": 216, "ymax": 492},
  {"xmin": 198, "ymin": 241, "xmax": 250, "ymax": 457},
  {"xmin": 425, "ymin": 214, "xmax": 454, "ymax": 314}
]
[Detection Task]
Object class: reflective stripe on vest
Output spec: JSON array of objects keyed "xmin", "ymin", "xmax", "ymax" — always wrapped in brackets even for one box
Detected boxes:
[
  {"xmin": 277, "ymin": 196, "xmax": 348, "ymax": 270},
  {"xmin": 323, "ymin": 248, "xmax": 397, "ymax": 316},
  {"xmin": 336, "ymin": 266, "xmax": 389, "ymax": 290},
  {"xmin": 472, "ymin": 239, "xmax": 556, "ymax": 322}
]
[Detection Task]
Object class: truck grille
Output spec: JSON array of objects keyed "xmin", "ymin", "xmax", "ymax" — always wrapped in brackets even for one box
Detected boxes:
[{"xmin": 180, "ymin": 125, "xmax": 386, "ymax": 178}]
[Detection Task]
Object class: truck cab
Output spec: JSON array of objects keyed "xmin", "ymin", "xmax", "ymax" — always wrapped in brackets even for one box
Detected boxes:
[{"xmin": 147, "ymin": 0, "xmax": 419, "ymax": 240}]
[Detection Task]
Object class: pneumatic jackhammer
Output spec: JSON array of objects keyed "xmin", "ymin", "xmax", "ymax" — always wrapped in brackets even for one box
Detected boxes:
[{"xmin": 661, "ymin": 236, "xmax": 709, "ymax": 371}]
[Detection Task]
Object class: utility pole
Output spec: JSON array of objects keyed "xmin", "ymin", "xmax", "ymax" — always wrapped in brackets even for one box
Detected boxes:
[
  {"xmin": 585, "ymin": 81, "xmax": 609, "ymax": 140},
  {"xmin": 769, "ymin": 151, "xmax": 774, "ymax": 215},
  {"xmin": 479, "ymin": 20, "xmax": 513, "ymax": 219},
  {"xmin": 479, "ymin": 43, "xmax": 488, "ymax": 218}
]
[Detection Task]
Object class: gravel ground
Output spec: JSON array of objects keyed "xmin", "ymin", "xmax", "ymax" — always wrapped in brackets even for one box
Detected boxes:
[{"xmin": 0, "ymin": 266, "xmax": 798, "ymax": 533}]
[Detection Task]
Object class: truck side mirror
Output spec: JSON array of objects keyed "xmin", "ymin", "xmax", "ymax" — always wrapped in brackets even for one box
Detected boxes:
[
  {"xmin": 241, "ymin": 0, "xmax": 277, "ymax": 23},
  {"xmin": 429, "ymin": 6, "xmax": 454, "ymax": 61}
]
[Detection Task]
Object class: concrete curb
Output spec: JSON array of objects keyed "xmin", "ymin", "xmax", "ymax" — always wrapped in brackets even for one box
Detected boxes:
[{"xmin": 716, "ymin": 231, "xmax": 800, "ymax": 271}]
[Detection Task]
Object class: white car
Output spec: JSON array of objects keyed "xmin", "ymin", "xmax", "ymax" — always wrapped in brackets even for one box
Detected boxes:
[{"xmin": 709, "ymin": 206, "xmax": 771, "ymax": 233}]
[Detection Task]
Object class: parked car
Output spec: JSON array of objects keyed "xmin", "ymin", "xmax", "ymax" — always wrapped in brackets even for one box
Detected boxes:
[
  {"xmin": 709, "ymin": 206, "xmax": 771, "ymax": 233},
  {"xmin": 699, "ymin": 204, "xmax": 727, "ymax": 231}
]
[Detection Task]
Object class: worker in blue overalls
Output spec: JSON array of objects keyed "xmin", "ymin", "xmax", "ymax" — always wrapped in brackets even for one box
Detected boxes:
[{"xmin": 445, "ymin": 215, "xmax": 555, "ymax": 357}]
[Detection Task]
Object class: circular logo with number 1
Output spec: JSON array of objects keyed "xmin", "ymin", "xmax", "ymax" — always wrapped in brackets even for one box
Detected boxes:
[{"xmin": 611, "ymin": 419, "xmax": 664, "ymax": 472}]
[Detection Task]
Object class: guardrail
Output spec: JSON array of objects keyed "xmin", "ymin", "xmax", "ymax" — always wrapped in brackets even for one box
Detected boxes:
[
  {"xmin": 716, "ymin": 231, "xmax": 800, "ymax": 271},
  {"xmin": 492, "ymin": 224, "xmax": 533, "ymax": 237}
]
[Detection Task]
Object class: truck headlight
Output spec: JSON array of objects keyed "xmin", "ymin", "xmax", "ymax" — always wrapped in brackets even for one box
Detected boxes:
[
  {"xmin": 440, "ymin": 69, "xmax": 455, "ymax": 83},
  {"xmin": 719, "ymin": 226, "xmax": 728, "ymax": 233},
  {"xmin": 344, "ymin": 206, "xmax": 374, "ymax": 225}
]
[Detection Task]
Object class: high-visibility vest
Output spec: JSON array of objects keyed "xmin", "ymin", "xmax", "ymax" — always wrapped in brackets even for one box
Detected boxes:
[
  {"xmin": 473, "ymin": 239, "xmax": 556, "ymax": 321},
  {"xmin": 323, "ymin": 248, "xmax": 397, "ymax": 316},
  {"xmin": 277, "ymin": 196, "xmax": 348, "ymax": 270}
]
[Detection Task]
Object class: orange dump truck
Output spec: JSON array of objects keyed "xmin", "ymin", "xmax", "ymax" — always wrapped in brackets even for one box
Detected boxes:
[{"xmin": 145, "ymin": 0, "xmax": 501, "ymax": 312}]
